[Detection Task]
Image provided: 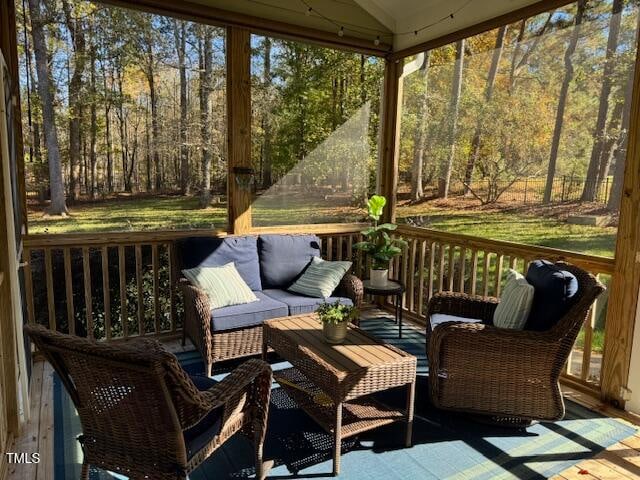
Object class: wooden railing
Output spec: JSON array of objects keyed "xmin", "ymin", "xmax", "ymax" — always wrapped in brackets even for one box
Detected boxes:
[
  {"xmin": 391, "ymin": 224, "xmax": 614, "ymax": 392},
  {"xmin": 23, "ymin": 222, "xmax": 612, "ymax": 392},
  {"xmin": 21, "ymin": 224, "xmax": 365, "ymax": 342}
]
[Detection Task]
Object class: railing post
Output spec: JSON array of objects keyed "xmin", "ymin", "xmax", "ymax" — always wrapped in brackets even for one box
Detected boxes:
[
  {"xmin": 561, "ymin": 175, "xmax": 567, "ymax": 202},
  {"xmin": 523, "ymin": 177, "xmax": 528, "ymax": 204}
]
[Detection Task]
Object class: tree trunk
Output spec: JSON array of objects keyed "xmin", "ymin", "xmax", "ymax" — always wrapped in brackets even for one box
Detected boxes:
[
  {"xmin": 62, "ymin": 0, "xmax": 85, "ymax": 202},
  {"xmin": 29, "ymin": 0, "xmax": 67, "ymax": 215},
  {"xmin": 144, "ymin": 43, "xmax": 161, "ymax": 191},
  {"xmin": 581, "ymin": 0, "xmax": 623, "ymax": 202},
  {"xmin": 173, "ymin": 20, "xmax": 189, "ymax": 195},
  {"xmin": 115, "ymin": 58, "xmax": 130, "ymax": 192},
  {"xmin": 145, "ymin": 97, "xmax": 152, "ymax": 191},
  {"xmin": 198, "ymin": 27, "xmax": 213, "ymax": 208},
  {"xmin": 359, "ymin": 54, "xmax": 366, "ymax": 104},
  {"xmin": 103, "ymin": 62, "xmax": 113, "ymax": 193},
  {"xmin": 543, "ymin": 0, "xmax": 585, "ymax": 204},
  {"xmin": 438, "ymin": 40, "xmax": 465, "ymax": 199},
  {"xmin": 607, "ymin": 11, "xmax": 640, "ymax": 211},
  {"xmin": 89, "ymin": 29, "xmax": 97, "ymax": 199},
  {"xmin": 262, "ymin": 36, "xmax": 273, "ymax": 189},
  {"xmin": 410, "ymin": 52, "xmax": 430, "ymax": 202},
  {"xmin": 597, "ymin": 99, "xmax": 624, "ymax": 186},
  {"xmin": 463, "ymin": 25, "xmax": 506, "ymax": 194}
]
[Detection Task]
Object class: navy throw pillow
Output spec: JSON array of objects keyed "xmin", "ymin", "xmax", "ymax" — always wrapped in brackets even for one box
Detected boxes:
[
  {"xmin": 177, "ymin": 236, "xmax": 262, "ymax": 291},
  {"xmin": 258, "ymin": 234, "xmax": 321, "ymax": 289},
  {"xmin": 525, "ymin": 260, "xmax": 579, "ymax": 331}
]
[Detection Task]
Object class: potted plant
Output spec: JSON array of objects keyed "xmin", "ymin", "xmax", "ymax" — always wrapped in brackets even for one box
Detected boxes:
[
  {"xmin": 317, "ymin": 300, "xmax": 358, "ymax": 344},
  {"xmin": 354, "ymin": 195, "xmax": 407, "ymax": 287}
]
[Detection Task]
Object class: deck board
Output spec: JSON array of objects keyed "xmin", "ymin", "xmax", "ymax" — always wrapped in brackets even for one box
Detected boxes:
[{"xmin": 6, "ymin": 311, "xmax": 640, "ymax": 480}]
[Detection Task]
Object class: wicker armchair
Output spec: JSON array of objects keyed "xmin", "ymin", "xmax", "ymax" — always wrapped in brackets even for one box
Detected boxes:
[
  {"xmin": 426, "ymin": 262, "xmax": 604, "ymax": 424},
  {"xmin": 25, "ymin": 324, "xmax": 273, "ymax": 480},
  {"xmin": 181, "ymin": 273, "xmax": 363, "ymax": 376}
]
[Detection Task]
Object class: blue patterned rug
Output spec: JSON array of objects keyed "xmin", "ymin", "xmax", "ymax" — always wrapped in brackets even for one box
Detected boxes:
[{"xmin": 54, "ymin": 317, "xmax": 636, "ymax": 479}]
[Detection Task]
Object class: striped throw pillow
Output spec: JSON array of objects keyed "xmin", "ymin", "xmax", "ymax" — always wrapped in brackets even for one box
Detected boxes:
[
  {"xmin": 288, "ymin": 257, "xmax": 352, "ymax": 298},
  {"xmin": 493, "ymin": 269, "xmax": 534, "ymax": 330},
  {"xmin": 182, "ymin": 262, "xmax": 258, "ymax": 309}
]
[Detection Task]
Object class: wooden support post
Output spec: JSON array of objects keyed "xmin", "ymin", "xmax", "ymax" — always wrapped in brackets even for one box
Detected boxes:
[
  {"xmin": 379, "ymin": 58, "xmax": 403, "ymax": 224},
  {"xmin": 227, "ymin": 27, "xmax": 252, "ymax": 234},
  {"xmin": 601, "ymin": 35, "xmax": 640, "ymax": 407}
]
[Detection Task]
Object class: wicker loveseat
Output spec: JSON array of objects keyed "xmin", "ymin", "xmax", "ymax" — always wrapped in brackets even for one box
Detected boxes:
[
  {"xmin": 425, "ymin": 261, "xmax": 604, "ymax": 424},
  {"xmin": 25, "ymin": 324, "xmax": 273, "ymax": 480},
  {"xmin": 179, "ymin": 234, "xmax": 363, "ymax": 376}
]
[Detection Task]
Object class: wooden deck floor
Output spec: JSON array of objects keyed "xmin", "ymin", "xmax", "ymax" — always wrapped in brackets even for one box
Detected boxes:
[{"xmin": 6, "ymin": 328, "xmax": 640, "ymax": 480}]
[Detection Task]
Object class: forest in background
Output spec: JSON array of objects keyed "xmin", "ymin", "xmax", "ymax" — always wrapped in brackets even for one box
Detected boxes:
[
  {"xmin": 399, "ymin": 0, "xmax": 639, "ymax": 212},
  {"xmin": 15, "ymin": 0, "xmax": 640, "ymax": 252},
  {"xmin": 17, "ymin": 0, "xmax": 383, "ymax": 221}
]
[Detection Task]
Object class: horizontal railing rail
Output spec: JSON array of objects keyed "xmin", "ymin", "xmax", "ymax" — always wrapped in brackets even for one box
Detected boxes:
[{"xmin": 23, "ymin": 222, "xmax": 611, "ymax": 393}]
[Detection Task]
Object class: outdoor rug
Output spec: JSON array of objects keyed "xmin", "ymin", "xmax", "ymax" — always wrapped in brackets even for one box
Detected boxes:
[{"xmin": 53, "ymin": 317, "xmax": 637, "ymax": 479}]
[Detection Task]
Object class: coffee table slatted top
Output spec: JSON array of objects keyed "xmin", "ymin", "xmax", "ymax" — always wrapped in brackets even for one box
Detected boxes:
[{"xmin": 263, "ymin": 314, "xmax": 416, "ymax": 402}]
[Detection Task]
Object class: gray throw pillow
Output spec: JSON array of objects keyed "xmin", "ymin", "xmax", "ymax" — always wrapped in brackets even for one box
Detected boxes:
[
  {"xmin": 493, "ymin": 269, "xmax": 534, "ymax": 330},
  {"xmin": 288, "ymin": 257, "xmax": 352, "ymax": 298}
]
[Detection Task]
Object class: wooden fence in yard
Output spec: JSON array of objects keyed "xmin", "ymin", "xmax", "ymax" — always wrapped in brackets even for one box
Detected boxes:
[{"xmin": 22, "ymin": 223, "xmax": 613, "ymax": 395}]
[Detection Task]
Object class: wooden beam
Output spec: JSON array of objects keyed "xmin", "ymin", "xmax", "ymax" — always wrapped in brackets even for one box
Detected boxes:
[
  {"xmin": 227, "ymin": 27, "xmax": 252, "ymax": 235},
  {"xmin": 601, "ymin": 30, "xmax": 640, "ymax": 408},
  {"xmin": 0, "ymin": 0, "xmax": 27, "ymax": 236},
  {"xmin": 95, "ymin": 0, "xmax": 391, "ymax": 57},
  {"xmin": 378, "ymin": 58, "xmax": 403, "ymax": 223},
  {"xmin": 389, "ymin": 0, "xmax": 575, "ymax": 61},
  {"xmin": 0, "ymin": 51, "xmax": 22, "ymax": 444}
]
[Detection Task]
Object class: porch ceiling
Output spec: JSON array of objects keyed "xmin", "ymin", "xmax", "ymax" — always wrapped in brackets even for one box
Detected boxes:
[
  {"xmin": 190, "ymin": 0, "xmax": 393, "ymax": 44},
  {"xmin": 355, "ymin": 0, "xmax": 545, "ymax": 50},
  {"xmin": 186, "ymin": 0, "xmax": 558, "ymax": 52}
]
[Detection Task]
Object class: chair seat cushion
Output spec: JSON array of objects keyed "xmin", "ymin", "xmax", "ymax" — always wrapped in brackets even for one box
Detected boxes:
[
  {"xmin": 263, "ymin": 289, "xmax": 353, "ymax": 315},
  {"xmin": 258, "ymin": 234, "xmax": 321, "ymax": 289},
  {"xmin": 430, "ymin": 313, "xmax": 483, "ymax": 331},
  {"xmin": 210, "ymin": 291, "xmax": 288, "ymax": 332},
  {"xmin": 184, "ymin": 375, "xmax": 222, "ymax": 459},
  {"xmin": 178, "ymin": 236, "xmax": 262, "ymax": 291},
  {"xmin": 525, "ymin": 260, "xmax": 579, "ymax": 331}
]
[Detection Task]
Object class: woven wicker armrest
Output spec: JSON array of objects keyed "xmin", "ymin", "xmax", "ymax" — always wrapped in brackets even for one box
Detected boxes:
[
  {"xmin": 426, "ymin": 292, "xmax": 499, "ymax": 323},
  {"xmin": 198, "ymin": 359, "xmax": 272, "ymax": 410},
  {"xmin": 180, "ymin": 279, "xmax": 213, "ymax": 358},
  {"xmin": 199, "ymin": 359, "xmax": 273, "ymax": 445},
  {"xmin": 429, "ymin": 322, "xmax": 559, "ymax": 372},
  {"xmin": 338, "ymin": 273, "xmax": 364, "ymax": 308}
]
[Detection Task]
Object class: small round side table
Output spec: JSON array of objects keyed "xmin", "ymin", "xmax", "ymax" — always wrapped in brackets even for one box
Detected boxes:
[{"xmin": 362, "ymin": 279, "xmax": 405, "ymax": 338}]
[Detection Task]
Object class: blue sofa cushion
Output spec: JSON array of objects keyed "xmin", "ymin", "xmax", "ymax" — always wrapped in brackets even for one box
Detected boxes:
[
  {"xmin": 262, "ymin": 289, "xmax": 353, "ymax": 316},
  {"xmin": 178, "ymin": 236, "xmax": 262, "ymax": 291},
  {"xmin": 184, "ymin": 375, "xmax": 222, "ymax": 459},
  {"xmin": 525, "ymin": 260, "xmax": 579, "ymax": 331},
  {"xmin": 210, "ymin": 291, "xmax": 288, "ymax": 332},
  {"xmin": 258, "ymin": 234, "xmax": 321, "ymax": 289}
]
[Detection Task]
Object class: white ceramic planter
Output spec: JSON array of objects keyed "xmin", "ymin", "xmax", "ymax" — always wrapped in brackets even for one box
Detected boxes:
[
  {"xmin": 369, "ymin": 268, "xmax": 389, "ymax": 288},
  {"xmin": 323, "ymin": 321, "xmax": 348, "ymax": 344}
]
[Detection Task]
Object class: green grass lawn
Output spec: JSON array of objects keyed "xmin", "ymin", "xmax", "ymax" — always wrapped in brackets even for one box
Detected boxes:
[
  {"xmin": 396, "ymin": 202, "xmax": 617, "ymax": 258},
  {"xmin": 27, "ymin": 194, "xmax": 364, "ymax": 234},
  {"xmin": 28, "ymin": 195, "xmax": 616, "ymax": 257}
]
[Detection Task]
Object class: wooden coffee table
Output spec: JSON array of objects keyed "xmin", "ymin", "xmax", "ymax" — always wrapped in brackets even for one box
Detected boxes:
[{"xmin": 263, "ymin": 313, "xmax": 417, "ymax": 476}]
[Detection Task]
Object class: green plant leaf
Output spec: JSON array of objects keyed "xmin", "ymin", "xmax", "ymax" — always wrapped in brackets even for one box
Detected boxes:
[{"xmin": 366, "ymin": 195, "xmax": 386, "ymax": 221}]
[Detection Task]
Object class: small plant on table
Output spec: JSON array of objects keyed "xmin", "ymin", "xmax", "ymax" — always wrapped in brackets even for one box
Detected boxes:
[{"xmin": 317, "ymin": 300, "xmax": 358, "ymax": 344}]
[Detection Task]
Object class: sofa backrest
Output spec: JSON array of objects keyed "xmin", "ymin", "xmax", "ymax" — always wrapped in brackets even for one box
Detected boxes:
[
  {"xmin": 177, "ymin": 236, "xmax": 262, "ymax": 291},
  {"xmin": 258, "ymin": 234, "xmax": 321, "ymax": 289}
]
